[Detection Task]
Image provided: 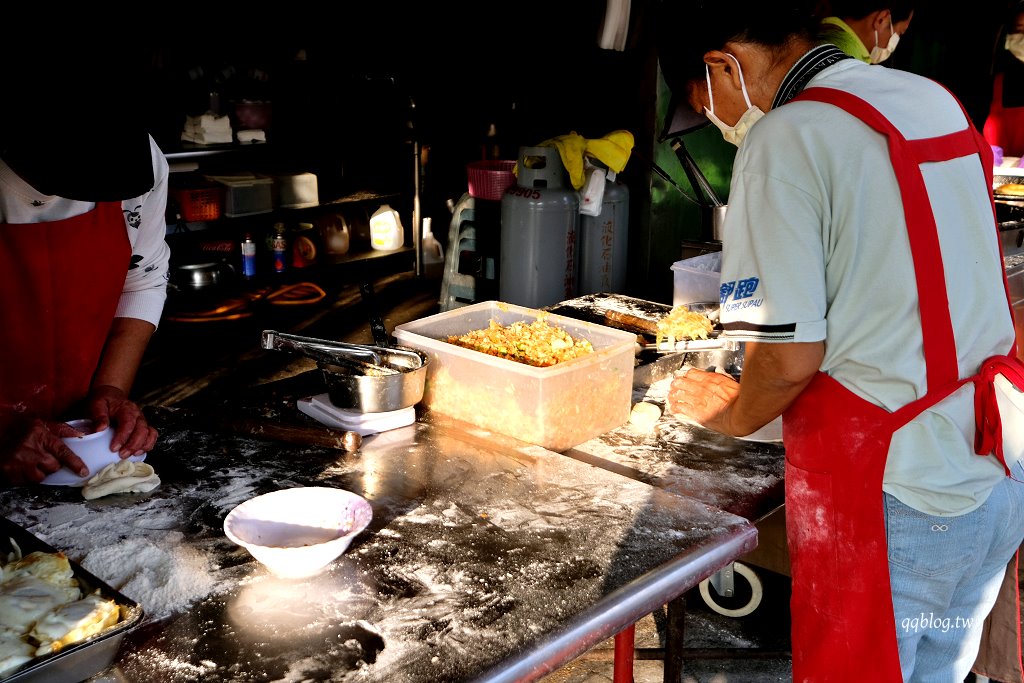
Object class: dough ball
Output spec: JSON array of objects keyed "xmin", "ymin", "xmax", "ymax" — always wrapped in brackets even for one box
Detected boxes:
[{"xmin": 629, "ymin": 402, "xmax": 662, "ymax": 431}]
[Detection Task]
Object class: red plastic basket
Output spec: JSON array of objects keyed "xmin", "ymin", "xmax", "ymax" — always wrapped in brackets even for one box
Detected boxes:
[
  {"xmin": 172, "ymin": 186, "xmax": 224, "ymax": 222},
  {"xmin": 466, "ymin": 160, "xmax": 516, "ymax": 201}
]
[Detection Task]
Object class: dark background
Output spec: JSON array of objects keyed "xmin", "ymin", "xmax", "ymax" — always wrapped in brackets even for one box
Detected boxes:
[{"xmin": 5, "ymin": 1, "xmax": 1019, "ymax": 302}]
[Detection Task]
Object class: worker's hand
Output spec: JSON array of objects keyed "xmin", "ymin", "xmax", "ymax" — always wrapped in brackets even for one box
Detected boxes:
[
  {"xmin": 87, "ymin": 385, "xmax": 158, "ymax": 457},
  {"xmin": 0, "ymin": 419, "xmax": 88, "ymax": 486},
  {"xmin": 666, "ymin": 366, "xmax": 740, "ymax": 433}
]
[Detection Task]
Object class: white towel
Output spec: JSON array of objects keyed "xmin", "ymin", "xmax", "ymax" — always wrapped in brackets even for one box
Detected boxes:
[
  {"xmin": 183, "ymin": 113, "xmax": 233, "ymax": 135},
  {"xmin": 181, "ymin": 129, "xmax": 233, "ymax": 145},
  {"xmin": 236, "ymin": 129, "xmax": 266, "ymax": 144},
  {"xmin": 197, "ymin": 113, "xmax": 232, "ymax": 132},
  {"xmin": 181, "ymin": 113, "xmax": 233, "ymax": 144}
]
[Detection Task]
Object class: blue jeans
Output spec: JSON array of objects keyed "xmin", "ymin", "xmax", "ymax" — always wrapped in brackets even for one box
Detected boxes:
[{"xmin": 886, "ymin": 460, "xmax": 1024, "ymax": 683}]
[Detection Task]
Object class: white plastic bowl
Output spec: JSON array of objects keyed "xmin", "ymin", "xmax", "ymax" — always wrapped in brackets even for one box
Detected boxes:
[
  {"xmin": 41, "ymin": 419, "xmax": 147, "ymax": 487},
  {"xmin": 223, "ymin": 487, "xmax": 373, "ymax": 579}
]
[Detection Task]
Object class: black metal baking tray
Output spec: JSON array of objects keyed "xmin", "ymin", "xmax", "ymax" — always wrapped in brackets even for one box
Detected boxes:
[
  {"xmin": 546, "ymin": 294, "xmax": 728, "ymax": 350},
  {"xmin": 0, "ymin": 517, "xmax": 144, "ymax": 683}
]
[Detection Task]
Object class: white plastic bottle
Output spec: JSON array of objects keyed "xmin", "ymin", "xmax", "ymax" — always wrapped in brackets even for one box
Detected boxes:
[
  {"xmin": 421, "ymin": 217, "xmax": 444, "ymax": 278},
  {"xmin": 369, "ymin": 204, "xmax": 404, "ymax": 251}
]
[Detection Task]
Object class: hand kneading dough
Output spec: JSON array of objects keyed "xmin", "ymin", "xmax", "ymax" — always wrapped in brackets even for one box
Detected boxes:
[
  {"xmin": 629, "ymin": 402, "xmax": 662, "ymax": 431},
  {"xmin": 82, "ymin": 460, "xmax": 160, "ymax": 500}
]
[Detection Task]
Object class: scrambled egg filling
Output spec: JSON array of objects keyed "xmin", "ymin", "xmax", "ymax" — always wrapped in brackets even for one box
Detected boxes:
[
  {"xmin": 446, "ymin": 318, "xmax": 594, "ymax": 367},
  {"xmin": 655, "ymin": 306, "xmax": 715, "ymax": 346}
]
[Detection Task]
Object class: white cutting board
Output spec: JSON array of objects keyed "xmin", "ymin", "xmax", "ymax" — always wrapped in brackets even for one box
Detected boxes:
[{"xmin": 297, "ymin": 393, "xmax": 415, "ymax": 436}]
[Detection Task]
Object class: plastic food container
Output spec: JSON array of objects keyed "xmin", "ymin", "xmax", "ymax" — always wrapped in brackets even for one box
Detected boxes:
[
  {"xmin": 0, "ymin": 518, "xmax": 144, "ymax": 683},
  {"xmin": 393, "ymin": 300, "xmax": 636, "ymax": 451},
  {"xmin": 672, "ymin": 252, "xmax": 722, "ymax": 306}
]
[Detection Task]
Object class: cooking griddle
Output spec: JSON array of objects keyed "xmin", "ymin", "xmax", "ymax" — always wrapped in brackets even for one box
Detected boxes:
[
  {"xmin": 546, "ymin": 293, "xmax": 672, "ymax": 337},
  {"xmin": 546, "ymin": 293, "xmax": 729, "ymax": 352}
]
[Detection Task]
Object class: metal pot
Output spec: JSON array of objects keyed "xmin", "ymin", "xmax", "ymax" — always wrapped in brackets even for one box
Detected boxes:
[{"xmin": 171, "ymin": 261, "xmax": 235, "ymax": 291}]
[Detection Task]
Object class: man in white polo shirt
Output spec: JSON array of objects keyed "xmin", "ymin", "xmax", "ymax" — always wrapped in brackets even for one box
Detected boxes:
[{"xmin": 657, "ymin": 1, "xmax": 1024, "ymax": 681}]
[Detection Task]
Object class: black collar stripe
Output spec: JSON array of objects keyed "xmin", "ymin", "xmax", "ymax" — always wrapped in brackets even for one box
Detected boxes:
[
  {"xmin": 772, "ymin": 44, "xmax": 851, "ymax": 110},
  {"xmin": 722, "ymin": 321, "xmax": 798, "ymax": 333}
]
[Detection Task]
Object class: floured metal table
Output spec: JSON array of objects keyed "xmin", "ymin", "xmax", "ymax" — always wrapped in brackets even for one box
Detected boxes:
[
  {"xmin": 0, "ymin": 404, "xmax": 756, "ymax": 683},
  {"xmin": 549, "ymin": 293, "xmax": 789, "ymax": 682}
]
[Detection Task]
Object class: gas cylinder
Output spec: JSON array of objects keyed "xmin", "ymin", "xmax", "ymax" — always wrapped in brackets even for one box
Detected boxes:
[
  {"xmin": 579, "ymin": 172, "xmax": 629, "ymax": 295},
  {"xmin": 499, "ymin": 146, "xmax": 580, "ymax": 308}
]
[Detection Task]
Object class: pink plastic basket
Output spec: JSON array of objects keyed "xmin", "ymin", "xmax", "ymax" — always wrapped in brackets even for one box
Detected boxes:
[{"xmin": 466, "ymin": 160, "xmax": 516, "ymax": 201}]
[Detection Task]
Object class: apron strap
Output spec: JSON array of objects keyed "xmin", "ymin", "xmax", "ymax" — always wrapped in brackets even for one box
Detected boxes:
[
  {"xmin": 793, "ymin": 86, "xmax": 1024, "ymax": 469},
  {"xmin": 793, "ymin": 87, "xmax": 969, "ymax": 389}
]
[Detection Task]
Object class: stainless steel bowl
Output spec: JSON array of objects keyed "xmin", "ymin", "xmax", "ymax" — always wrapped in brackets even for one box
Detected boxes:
[{"xmin": 319, "ymin": 347, "xmax": 429, "ymax": 413}]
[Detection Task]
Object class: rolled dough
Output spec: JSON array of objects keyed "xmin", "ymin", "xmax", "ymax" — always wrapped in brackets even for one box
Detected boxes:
[{"xmin": 81, "ymin": 460, "xmax": 160, "ymax": 500}]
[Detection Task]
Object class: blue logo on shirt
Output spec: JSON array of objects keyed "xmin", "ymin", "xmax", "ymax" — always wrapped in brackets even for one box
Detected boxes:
[
  {"xmin": 720, "ymin": 277, "xmax": 759, "ymax": 303},
  {"xmin": 735, "ymin": 277, "xmax": 759, "ymax": 299}
]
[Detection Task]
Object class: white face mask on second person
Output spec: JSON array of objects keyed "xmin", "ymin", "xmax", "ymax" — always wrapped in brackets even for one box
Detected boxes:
[
  {"xmin": 1007, "ymin": 33, "xmax": 1024, "ymax": 63},
  {"xmin": 704, "ymin": 53, "xmax": 765, "ymax": 147},
  {"xmin": 869, "ymin": 18, "xmax": 900, "ymax": 64}
]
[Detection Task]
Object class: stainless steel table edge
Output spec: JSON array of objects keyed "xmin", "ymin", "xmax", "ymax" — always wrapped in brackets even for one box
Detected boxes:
[{"xmin": 467, "ymin": 522, "xmax": 758, "ymax": 683}]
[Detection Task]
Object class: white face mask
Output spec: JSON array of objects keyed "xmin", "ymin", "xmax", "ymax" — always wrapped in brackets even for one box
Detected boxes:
[
  {"xmin": 1007, "ymin": 33, "xmax": 1024, "ymax": 63},
  {"xmin": 869, "ymin": 18, "xmax": 900, "ymax": 64},
  {"xmin": 704, "ymin": 54, "xmax": 765, "ymax": 147}
]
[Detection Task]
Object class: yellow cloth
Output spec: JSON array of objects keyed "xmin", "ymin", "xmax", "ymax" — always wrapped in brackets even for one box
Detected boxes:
[{"xmin": 539, "ymin": 130, "xmax": 635, "ymax": 190}]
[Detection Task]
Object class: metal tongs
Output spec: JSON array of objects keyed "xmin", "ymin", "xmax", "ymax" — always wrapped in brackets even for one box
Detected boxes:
[
  {"xmin": 261, "ymin": 330, "xmax": 422, "ymax": 376},
  {"xmin": 653, "ymin": 334, "xmax": 739, "ymax": 353}
]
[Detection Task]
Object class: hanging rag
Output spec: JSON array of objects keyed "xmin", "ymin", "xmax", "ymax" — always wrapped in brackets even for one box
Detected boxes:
[{"xmin": 538, "ymin": 130, "xmax": 635, "ymax": 190}]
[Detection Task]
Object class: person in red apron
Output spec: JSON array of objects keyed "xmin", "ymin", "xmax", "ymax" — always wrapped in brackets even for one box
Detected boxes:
[
  {"xmin": 984, "ymin": 2, "xmax": 1024, "ymax": 159},
  {"xmin": 0, "ymin": 38, "xmax": 170, "ymax": 485},
  {"xmin": 657, "ymin": 3, "xmax": 1024, "ymax": 681}
]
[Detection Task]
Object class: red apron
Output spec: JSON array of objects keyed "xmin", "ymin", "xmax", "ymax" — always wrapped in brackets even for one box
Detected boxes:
[
  {"xmin": 783, "ymin": 87, "xmax": 1024, "ymax": 681},
  {"xmin": 984, "ymin": 72, "xmax": 1024, "ymax": 158},
  {"xmin": 0, "ymin": 202, "xmax": 130, "ymax": 429}
]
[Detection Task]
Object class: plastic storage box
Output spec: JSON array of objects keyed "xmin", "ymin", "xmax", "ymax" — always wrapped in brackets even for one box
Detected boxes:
[
  {"xmin": 672, "ymin": 252, "xmax": 722, "ymax": 306},
  {"xmin": 273, "ymin": 172, "xmax": 319, "ymax": 209},
  {"xmin": 393, "ymin": 300, "xmax": 637, "ymax": 451},
  {"xmin": 209, "ymin": 174, "xmax": 274, "ymax": 217}
]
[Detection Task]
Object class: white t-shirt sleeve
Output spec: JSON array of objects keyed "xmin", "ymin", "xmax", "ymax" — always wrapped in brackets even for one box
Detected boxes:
[
  {"xmin": 116, "ymin": 136, "xmax": 169, "ymax": 328},
  {"xmin": 718, "ymin": 120, "xmax": 828, "ymax": 344}
]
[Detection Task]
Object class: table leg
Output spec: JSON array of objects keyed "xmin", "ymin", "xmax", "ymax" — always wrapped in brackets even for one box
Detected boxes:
[
  {"xmin": 613, "ymin": 623, "xmax": 636, "ymax": 683},
  {"xmin": 663, "ymin": 596, "xmax": 686, "ymax": 683}
]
